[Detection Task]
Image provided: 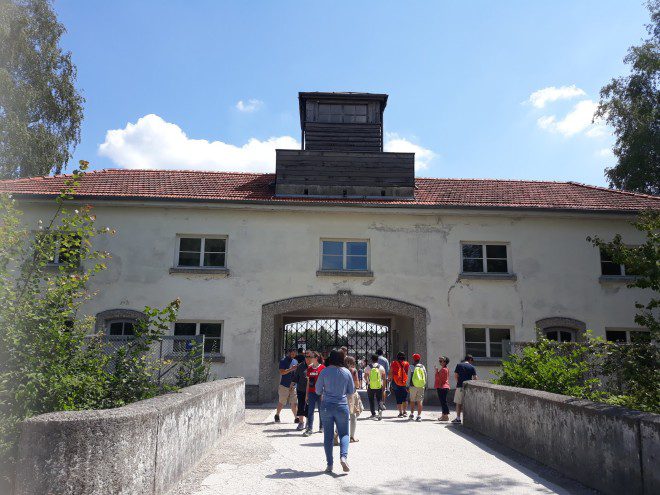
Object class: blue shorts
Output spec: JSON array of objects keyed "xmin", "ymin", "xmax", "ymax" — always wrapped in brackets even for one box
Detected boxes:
[{"xmin": 392, "ymin": 383, "xmax": 408, "ymax": 404}]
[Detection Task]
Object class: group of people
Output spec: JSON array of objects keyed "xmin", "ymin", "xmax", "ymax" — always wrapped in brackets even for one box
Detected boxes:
[{"xmin": 274, "ymin": 347, "xmax": 479, "ymax": 473}]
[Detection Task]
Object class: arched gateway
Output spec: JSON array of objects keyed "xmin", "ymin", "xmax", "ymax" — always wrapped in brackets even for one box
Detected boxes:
[{"xmin": 255, "ymin": 290, "xmax": 427, "ymax": 402}]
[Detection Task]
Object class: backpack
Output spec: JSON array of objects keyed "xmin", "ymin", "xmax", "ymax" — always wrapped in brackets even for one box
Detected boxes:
[
  {"xmin": 394, "ymin": 360, "xmax": 408, "ymax": 386},
  {"xmin": 369, "ymin": 365, "xmax": 383, "ymax": 389},
  {"xmin": 412, "ymin": 364, "xmax": 426, "ymax": 388}
]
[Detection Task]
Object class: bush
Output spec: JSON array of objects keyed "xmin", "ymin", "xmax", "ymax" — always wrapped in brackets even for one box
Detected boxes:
[{"xmin": 494, "ymin": 333, "xmax": 659, "ymax": 414}]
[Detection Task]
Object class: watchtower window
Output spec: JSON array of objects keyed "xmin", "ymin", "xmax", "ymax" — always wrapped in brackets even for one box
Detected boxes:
[{"xmin": 318, "ymin": 103, "xmax": 367, "ymax": 123}]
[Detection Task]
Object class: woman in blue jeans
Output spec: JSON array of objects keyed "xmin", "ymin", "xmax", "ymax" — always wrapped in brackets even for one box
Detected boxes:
[{"xmin": 315, "ymin": 349, "xmax": 355, "ymax": 473}]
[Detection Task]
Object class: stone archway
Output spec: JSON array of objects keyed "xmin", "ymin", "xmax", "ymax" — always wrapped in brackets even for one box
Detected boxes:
[{"xmin": 255, "ymin": 290, "xmax": 427, "ymax": 403}]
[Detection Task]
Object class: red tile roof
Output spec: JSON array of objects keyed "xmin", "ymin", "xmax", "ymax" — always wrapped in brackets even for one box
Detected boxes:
[{"xmin": 0, "ymin": 169, "xmax": 658, "ymax": 213}]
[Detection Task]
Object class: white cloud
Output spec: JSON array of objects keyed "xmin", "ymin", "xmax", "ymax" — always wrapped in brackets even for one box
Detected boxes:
[
  {"xmin": 527, "ymin": 85, "xmax": 586, "ymax": 108},
  {"xmin": 99, "ymin": 115, "xmax": 437, "ymax": 173},
  {"xmin": 536, "ymin": 99, "xmax": 599, "ymax": 137},
  {"xmin": 235, "ymin": 99, "xmax": 263, "ymax": 113},
  {"xmin": 99, "ymin": 114, "xmax": 298, "ymax": 172},
  {"xmin": 597, "ymin": 147, "xmax": 614, "ymax": 158},
  {"xmin": 384, "ymin": 132, "xmax": 436, "ymax": 171}
]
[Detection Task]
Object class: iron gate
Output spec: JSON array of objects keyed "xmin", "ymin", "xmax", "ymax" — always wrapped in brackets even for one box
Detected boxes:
[{"xmin": 282, "ymin": 318, "xmax": 390, "ymax": 362}]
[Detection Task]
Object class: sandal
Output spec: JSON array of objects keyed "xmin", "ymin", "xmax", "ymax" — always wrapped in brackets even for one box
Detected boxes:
[{"xmin": 350, "ymin": 437, "xmax": 359, "ymax": 443}]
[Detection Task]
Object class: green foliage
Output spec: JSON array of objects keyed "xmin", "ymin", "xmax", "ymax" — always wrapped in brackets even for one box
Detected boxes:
[
  {"xmin": 0, "ymin": 0, "xmax": 84, "ymax": 178},
  {"xmin": 494, "ymin": 334, "xmax": 660, "ymax": 414},
  {"xmin": 493, "ymin": 336, "xmax": 603, "ymax": 400},
  {"xmin": 0, "ymin": 163, "xmax": 203, "ymax": 488},
  {"xmin": 588, "ymin": 211, "xmax": 660, "ymax": 340},
  {"xmin": 175, "ymin": 341, "xmax": 211, "ymax": 389},
  {"xmin": 595, "ymin": 0, "xmax": 659, "ymax": 194}
]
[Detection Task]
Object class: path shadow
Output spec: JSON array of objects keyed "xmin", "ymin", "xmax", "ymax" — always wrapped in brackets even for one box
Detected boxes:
[
  {"xmin": 442, "ymin": 426, "xmax": 598, "ymax": 495},
  {"xmin": 299, "ymin": 442, "xmax": 324, "ymax": 447},
  {"xmin": 265, "ymin": 468, "xmax": 326, "ymax": 479},
  {"xmin": 266, "ymin": 433, "xmax": 304, "ymax": 438}
]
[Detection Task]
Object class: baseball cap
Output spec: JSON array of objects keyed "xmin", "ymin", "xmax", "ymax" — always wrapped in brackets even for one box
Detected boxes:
[{"xmin": 412, "ymin": 353, "xmax": 421, "ymax": 361}]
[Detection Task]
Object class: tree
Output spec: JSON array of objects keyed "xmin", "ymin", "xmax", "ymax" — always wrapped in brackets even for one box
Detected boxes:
[
  {"xmin": 595, "ymin": 1, "xmax": 659, "ymax": 195},
  {"xmin": 588, "ymin": 210, "xmax": 659, "ymax": 340},
  {"xmin": 0, "ymin": 0, "xmax": 84, "ymax": 179}
]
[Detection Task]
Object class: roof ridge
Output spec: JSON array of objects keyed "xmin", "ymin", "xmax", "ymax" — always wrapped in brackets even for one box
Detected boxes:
[
  {"xmin": 415, "ymin": 177, "xmax": 572, "ymax": 185},
  {"xmin": 92, "ymin": 168, "xmax": 273, "ymax": 176},
  {"xmin": 567, "ymin": 181, "xmax": 660, "ymax": 200}
]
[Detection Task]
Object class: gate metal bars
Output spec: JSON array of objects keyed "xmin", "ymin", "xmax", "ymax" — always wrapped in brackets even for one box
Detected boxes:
[{"xmin": 282, "ymin": 319, "xmax": 390, "ymax": 363}]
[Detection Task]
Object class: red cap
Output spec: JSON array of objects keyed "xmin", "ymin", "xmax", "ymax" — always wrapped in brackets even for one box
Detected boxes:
[{"xmin": 412, "ymin": 353, "xmax": 421, "ymax": 361}]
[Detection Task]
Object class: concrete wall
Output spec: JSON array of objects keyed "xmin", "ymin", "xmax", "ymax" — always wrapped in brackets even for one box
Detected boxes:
[
  {"xmin": 463, "ymin": 381, "xmax": 659, "ymax": 495},
  {"xmin": 14, "ymin": 200, "xmax": 652, "ymax": 392},
  {"xmin": 15, "ymin": 378, "xmax": 245, "ymax": 495}
]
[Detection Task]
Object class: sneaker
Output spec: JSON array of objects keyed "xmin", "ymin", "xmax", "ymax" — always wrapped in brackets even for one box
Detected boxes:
[
  {"xmin": 408, "ymin": 413, "xmax": 414, "ymax": 420},
  {"xmin": 439, "ymin": 414, "xmax": 449, "ymax": 422},
  {"xmin": 325, "ymin": 464, "xmax": 333, "ymax": 473},
  {"xmin": 340, "ymin": 456, "xmax": 350, "ymax": 472},
  {"xmin": 378, "ymin": 410, "xmax": 382, "ymax": 421},
  {"xmin": 296, "ymin": 423, "xmax": 305, "ymax": 431},
  {"xmin": 451, "ymin": 417, "xmax": 462, "ymax": 424},
  {"xmin": 416, "ymin": 416, "xmax": 422, "ymax": 422},
  {"xmin": 318, "ymin": 427, "xmax": 323, "ymax": 433},
  {"xmin": 274, "ymin": 414, "xmax": 280, "ymax": 423},
  {"xmin": 371, "ymin": 415, "xmax": 379, "ymax": 421},
  {"xmin": 397, "ymin": 412, "xmax": 404, "ymax": 418},
  {"xmin": 303, "ymin": 429, "xmax": 313, "ymax": 437},
  {"xmin": 294, "ymin": 417, "xmax": 300, "ymax": 423}
]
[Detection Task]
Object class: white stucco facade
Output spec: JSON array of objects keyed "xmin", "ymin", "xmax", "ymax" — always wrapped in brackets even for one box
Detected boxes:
[{"xmin": 14, "ymin": 198, "xmax": 651, "ymax": 393}]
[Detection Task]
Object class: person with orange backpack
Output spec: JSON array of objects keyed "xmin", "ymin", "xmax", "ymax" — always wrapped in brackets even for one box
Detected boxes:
[{"xmin": 389, "ymin": 352, "xmax": 410, "ymax": 418}]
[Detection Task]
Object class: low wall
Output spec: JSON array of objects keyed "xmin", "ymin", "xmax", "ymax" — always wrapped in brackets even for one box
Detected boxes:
[
  {"xmin": 15, "ymin": 378, "xmax": 245, "ymax": 495},
  {"xmin": 463, "ymin": 382, "xmax": 659, "ymax": 495}
]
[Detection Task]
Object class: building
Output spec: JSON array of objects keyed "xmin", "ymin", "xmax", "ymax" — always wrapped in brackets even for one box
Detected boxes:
[{"xmin": 1, "ymin": 92, "xmax": 658, "ymax": 403}]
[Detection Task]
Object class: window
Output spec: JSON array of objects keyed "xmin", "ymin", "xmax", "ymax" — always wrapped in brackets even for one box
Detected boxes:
[
  {"xmin": 606, "ymin": 329, "xmax": 651, "ymax": 344},
  {"xmin": 464, "ymin": 327, "xmax": 511, "ymax": 359},
  {"xmin": 107, "ymin": 319, "xmax": 135, "ymax": 336},
  {"xmin": 176, "ymin": 236, "xmax": 226, "ymax": 268},
  {"xmin": 318, "ymin": 103, "xmax": 368, "ymax": 123},
  {"xmin": 461, "ymin": 243, "xmax": 509, "ymax": 273},
  {"xmin": 321, "ymin": 240, "xmax": 369, "ymax": 271},
  {"xmin": 544, "ymin": 327, "xmax": 575, "ymax": 342},
  {"xmin": 42, "ymin": 232, "xmax": 82, "ymax": 266},
  {"xmin": 600, "ymin": 249, "xmax": 637, "ymax": 276},
  {"xmin": 174, "ymin": 321, "xmax": 223, "ymax": 354}
]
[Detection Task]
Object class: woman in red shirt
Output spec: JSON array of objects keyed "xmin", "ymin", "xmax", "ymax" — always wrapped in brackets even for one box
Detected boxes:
[
  {"xmin": 434, "ymin": 356, "xmax": 450, "ymax": 421},
  {"xmin": 303, "ymin": 351, "xmax": 325, "ymax": 436}
]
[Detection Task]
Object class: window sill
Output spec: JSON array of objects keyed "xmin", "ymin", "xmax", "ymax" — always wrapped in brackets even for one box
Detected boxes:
[
  {"xmin": 316, "ymin": 269, "xmax": 374, "ymax": 278},
  {"xmin": 459, "ymin": 272, "xmax": 517, "ymax": 281},
  {"xmin": 205, "ymin": 354, "xmax": 226, "ymax": 363},
  {"xmin": 169, "ymin": 267, "xmax": 230, "ymax": 276},
  {"xmin": 599, "ymin": 275, "xmax": 639, "ymax": 284},
  {"xmin": 472, "ymin": 358, "xmax": 503, "ymax": 365}
]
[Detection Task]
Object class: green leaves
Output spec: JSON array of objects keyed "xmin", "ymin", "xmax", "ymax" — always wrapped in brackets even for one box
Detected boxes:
[{"xmin": 0, "ymin": 0, "xmax": 85, "ymax": 179}]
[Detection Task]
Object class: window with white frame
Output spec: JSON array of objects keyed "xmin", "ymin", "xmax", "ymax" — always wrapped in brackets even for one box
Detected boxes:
[
  {"xmin": 605, "ymin": 329, "xmax": 651, "ymax": 343},
  {"xmin": 321, "ymin": 240, "xmax": 369, "ymax": 271},
  {"xmin": 599, "ymin": 249, "xmax": 637, "ymax": 276},
  {"xmin": 461, "ymin": 243, "xmax": 509, "ymax": 274},
  {"xmin": 174, "ymin": 321, "xmax": 223, "ymax": 354},
  {"xmin": 464, "ymin": 327, "xmax": 511, "ymax": 359},
  {"xmin": 106, "ymin": 319, "xmax": 136, "ymax": 336},
  {"xmin": 176, "ymin": 236, "xmax": 226, "ymax": 268}
]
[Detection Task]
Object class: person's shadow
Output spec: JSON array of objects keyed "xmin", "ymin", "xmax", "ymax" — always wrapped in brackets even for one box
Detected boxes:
[{"xmin": 266, "ymin": 468, "xmax": 347, "ymax": 479}]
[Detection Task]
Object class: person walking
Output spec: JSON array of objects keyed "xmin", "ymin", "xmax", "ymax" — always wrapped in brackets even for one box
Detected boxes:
[
  {"xmin": 275, "ymin": 348, "xmax": 298, "ymax": 423},
  {"xmin": 303, "ymin": 351, "xmax": 325, "ymax": 436},
  {"xmin": 453, "ymin": 354, "xmax": 478, "ymax": 424},
  {"xmin": 389, "ymin": 352, "xmax": 410, "ymax": 418},
  {"xmin": 344, "ymin": 356, "xmax": 363, "ymax": 441},
  {"xmin": 406, "ymin": 353, "xmax": 427, "ymax": 421},
  {"xmin": 364, "ymin": 354, "xmax": 386, "ymax": 420},
  {"xmin": 357, "ymin": 359, "xmax": 364, "ymax": 389},
  {"xmin": 434, "ymin": 356, "xmax": 451, "ymax": 421},
  {"xmin": 316, "ymin": 349, "xmax": 355, "ymax": 473},
  {"xmin": 376, "ymin": 349, "xmax": 390, "ymax": 410},
  {"xmin": 294, "ymin": 349, "xmax": 309, "ymax": 430}
]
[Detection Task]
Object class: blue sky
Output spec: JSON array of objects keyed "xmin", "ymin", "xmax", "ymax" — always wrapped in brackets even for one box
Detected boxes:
[{"xmin": 55, "ymin": 0, "xmax": 650, "ymax": 186}]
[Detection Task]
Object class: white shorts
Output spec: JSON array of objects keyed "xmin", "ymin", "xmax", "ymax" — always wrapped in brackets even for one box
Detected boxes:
[{"xmin": 454, "ymin": 387, "xmax": 464, "ymax": 405}]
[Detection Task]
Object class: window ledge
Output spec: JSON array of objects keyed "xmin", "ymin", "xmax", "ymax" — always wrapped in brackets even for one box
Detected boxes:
[
  {"xmin": 205, "ymin": 354, "xmax": 226, "ymax": 363},
  {"xmin": 316, "ymin": 269, "xmax": 374, "ymax": 278},
  {"xmin": 459, "ymin": 272, "xmax": 517, "ymax": 281},
  {"xmin": 169, "ymin": 267, "xmax": 230, "ymax": 276},
  {"xmin": 472, "ymin": 358, "xmax": 503, "ymax": 365},
  {"xmin": 599, "ymin": 275, "xmax": 639, "ymax": 284}
]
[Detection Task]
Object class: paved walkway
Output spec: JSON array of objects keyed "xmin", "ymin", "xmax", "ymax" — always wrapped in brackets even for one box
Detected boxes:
[{"xmin": 175, "ymin": 401, "xmax": 596, "ymax": 495}]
